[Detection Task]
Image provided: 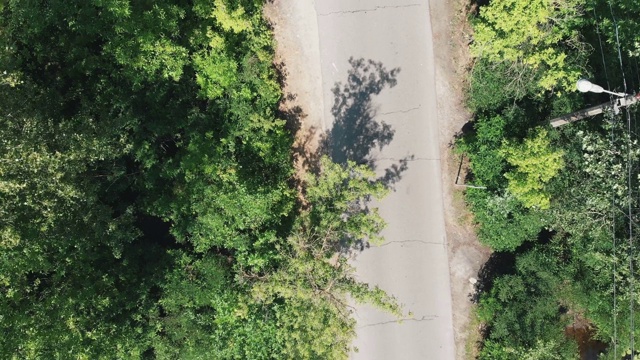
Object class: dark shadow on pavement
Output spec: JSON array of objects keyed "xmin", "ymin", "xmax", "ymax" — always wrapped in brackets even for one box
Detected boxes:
[
  {"xmin": 321, "ymin": 57, "xmax": 398, "ymax": 167},
  {"xmin": 276, "ymin": 57, "xmax": 416, "ymax": 252},
  {"xmin": 318, "ymin": 57, "xmax": 417, "ymax": 254},
  {"xmin": 319, "ymin": 57, "xmax": 413, "ymax": 189}
]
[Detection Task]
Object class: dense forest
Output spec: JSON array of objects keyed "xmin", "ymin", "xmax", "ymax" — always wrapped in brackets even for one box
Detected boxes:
[
  {"xmin": 0, "ymin": 0, "xmax": 400, "ymax": 358},
  {"xmin": 462, "ymin": 0, "xmax": 640, "ymax": 358}
]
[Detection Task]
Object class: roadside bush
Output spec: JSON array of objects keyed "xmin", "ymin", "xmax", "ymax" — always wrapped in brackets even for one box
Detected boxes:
[
  {"xmin": 466, "ymin": 189, "xmax": 545, "ymax": 251},
  {"xmin": 477, "ymin": 248, "xmax": 579, "ymax": 359},
  {"xmin": 468, "ymin": 59, "xmax": 539, "ymax": 112},
  {"xmin": 457, "ymin": 114, "xmax": 507, "ymax": 189}
]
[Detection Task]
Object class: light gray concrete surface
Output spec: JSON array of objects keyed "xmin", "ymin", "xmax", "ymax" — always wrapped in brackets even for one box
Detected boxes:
[{"xmin": 313, "ymin": 1, "xmax": 456, "ymax": 359}]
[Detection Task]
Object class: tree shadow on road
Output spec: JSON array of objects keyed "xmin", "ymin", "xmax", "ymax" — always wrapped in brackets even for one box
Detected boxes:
[
  {"xmin": 319, "ymin": 57, "xmax": 413, "ymax": 189},
  {"xmin": 317, "ymin": 57, "xmax": 417, "ymax": 255},
  {"xmin": 276, "ymin": 57, "xmax": 416, "ymax": 253}
]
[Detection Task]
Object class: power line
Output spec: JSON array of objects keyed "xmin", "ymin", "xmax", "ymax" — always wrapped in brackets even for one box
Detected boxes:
[
  {"xmin": 631, "ymin": 42, "xmax": 640, "ymax": 91},
  {"xmin": 626, "ymin": 105, "xmax": 635, "ymax": 358},
  {"xmin": 634, "ymin": 57, "xmax": 640, "ymax": 91},
  {"xmin": 608, "ymin": 1, "xmax": 634, "ymax": 354},
  {"xmin": 593, "ymin": 8, "xmax": 611, "ymax": 90},
  {"xmin": 594, "ymin": 11, "xmax": 620, "ymax": 353},
  {"xmin": 609, "ymin": 1, "xmax": 628, "ymax": 94},
  {"xmin": 612, "ymin": 108, "xmax": 619, "ymax": 360}
]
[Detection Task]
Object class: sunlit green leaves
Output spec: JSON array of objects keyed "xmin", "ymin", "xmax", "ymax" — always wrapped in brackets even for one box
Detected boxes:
[
  {"xmin": 471, "ymin": 0, "xmax": 586, "ymax": 93},
  {"xmin": 306, "ymin": 156, "xmax": 388, "ymax": 246},
  {"xmin": 500, "ymin": 128, "xmax": 565, "ymax": 209}
]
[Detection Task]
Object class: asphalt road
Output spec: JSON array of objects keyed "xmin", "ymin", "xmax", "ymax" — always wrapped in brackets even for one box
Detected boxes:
[{"xmin": 313, "ymin": 1, "xmax": 456, "ymax": 359}]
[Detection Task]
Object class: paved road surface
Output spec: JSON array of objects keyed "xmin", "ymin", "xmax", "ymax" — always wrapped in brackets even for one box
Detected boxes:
[{"xmin": 313, "ymin": 1, "xmax": 456, "ymax": 359}]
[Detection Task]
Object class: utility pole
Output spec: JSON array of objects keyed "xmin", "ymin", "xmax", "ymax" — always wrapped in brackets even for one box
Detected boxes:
[{"xmin": 550, "ymin": 94, "xmax": 640, "ymax": 127}]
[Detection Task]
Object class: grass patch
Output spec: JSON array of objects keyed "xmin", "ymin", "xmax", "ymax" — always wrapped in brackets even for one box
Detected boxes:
[{"xmin": 465, "ymin": 304, "xmax": 484, "ymax": 359}]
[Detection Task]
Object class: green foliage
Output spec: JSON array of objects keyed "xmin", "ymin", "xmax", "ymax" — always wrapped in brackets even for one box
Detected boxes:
[
  {"xmin": 468, "ymin": 59, "xmax": 540, "ymax": 111},
  {"xmin": 210, "ymin": 0, "xmax": 252, "ymax": 33},
  {"xmin": 546, "ymin": 120, "xmax": 640, "ymax": 356},
  {"xmin": 477, "ymin": 248, "xmax": 579, "ymax": 359},
  {"xmin": 458, "ymin": 114, "xmax": 508, "ymax": 189},
  {"xmin": 466, "ymin": 0, "xmax": 640, "ymax": 355},
  {"xmin": 467, "ymin": 112, "xmax": 640, "ymax": 360},
  {"xmin": 471, "ymin": 0, "xmax": 586, "ymax": 93},
  {"xmin": 0, "ymin": 0, "xmax": 399, "ymax": 358},
  {"xmin": 458, "ymin": 115, "xmax": 548, "ymax": 251},
  {"xmin": 467, "ymin": 189, "xmax": 545, "ymax": 251},
  {"xmin": 242, "ymin": 157, "xmax": 400, "ymax": 359},
  {"xmin": 306, "ymin": 156, "xmax": 389, "ymax": 246},
  {"xmin": 480, "ymin": 339, "xmax": 576, "ymax": 360},
  {"xmin": 0, "ymin": 80, "xmax": 152, "ymax": 358},
  {"xmin": 146, "ymin": 158, "xmax": 399, "ymax": 360},
  {"xmin": 593, "ymin": 0, "xmax": 640, "ymax": 69},
  {"xmin": 500, "ymin": 128, "xmax": 565, "ymax": 209}
]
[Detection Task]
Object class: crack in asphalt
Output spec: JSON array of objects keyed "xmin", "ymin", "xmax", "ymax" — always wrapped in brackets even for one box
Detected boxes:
[
  {"xmin": 376, "ymin": 157, "xmax": 439, "ymax": 162},
  {"xmin": 411, "ymin": 157, "xmax": 440, "ymax": 161},
  {"xmin": 318, "ymin": 4, "xmax": 423, "ymax": 17},
  {"xmin": 378, "ymin": 239, "xmax": 443, "ymax": 247},
  {"xmin": 379, "ymin": 105, "xmax": 422, "ymax": 116},
  {"xmin": 358, "ymin": 315, "xmax": 438, "ymax": 329}
]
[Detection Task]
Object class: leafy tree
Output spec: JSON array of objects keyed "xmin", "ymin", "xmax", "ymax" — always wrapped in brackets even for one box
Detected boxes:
[
  {"xmin": 480, "ymin": 339, "xmax": 576, "ymax": 360},
  {"xmin": 548, "ymin": 120, "xmax": 640, "ymax": 356},
  {"xmin": 242, "ymin": 156, "xmax": 400, "ymax": 359},
  {"xmin": 0, "ymin": 77, "xmax": 153, "ymax": 358},
  {"xmin": 145, "ymin": 157, "xmax": 400, "ymax": 359},
  {"xmin": 305, "ymin": 156, "xmax": 389, "ymax": 246},
  {"xmin": 471, "ymin": 0, "xmax": 586, "ymax": 93},
  {"xmin": 466, "ymin": 190, "xmax": 545, "ymax": 251},
  {"xmin": 468, "ymin": 58, "xmax": 540, "ymax": 110},
  {"xmin": 477, "ymin": 247, "xmax": 579, "ymax": 359},
  {"xmin": 500, "ymin": 128, "xmax": 565, "ymax": 209},
  {"xmin": 466, "ymin": 0, "xmax": 640, "ymax": 356}
]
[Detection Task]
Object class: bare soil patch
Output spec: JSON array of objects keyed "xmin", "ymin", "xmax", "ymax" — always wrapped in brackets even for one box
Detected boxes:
[
  {"xmin": 264, "ymin": 0, "xmax": 325, "ymax": 182},
  {"xmin": 429, "ymin": 0, "xmax": 491, "ymax": 359}
]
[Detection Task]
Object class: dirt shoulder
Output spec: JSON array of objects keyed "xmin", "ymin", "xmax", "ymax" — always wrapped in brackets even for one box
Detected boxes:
[
  {"xmin": 263, "ymin": 0, "xmax": 325, "ymax": 175},
  {"xmin": 429, "ymin": 0, "xmax": 491, "ymax": 358}
]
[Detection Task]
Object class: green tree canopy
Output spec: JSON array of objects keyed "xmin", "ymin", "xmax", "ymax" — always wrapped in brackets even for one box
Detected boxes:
[
  {"xmin": 500, "ymin": 128, "xmax": 565, "ymax": 209},
  {"xmin": 0, "ymin": 0, "xmax": 399, "ymax": 358}
]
